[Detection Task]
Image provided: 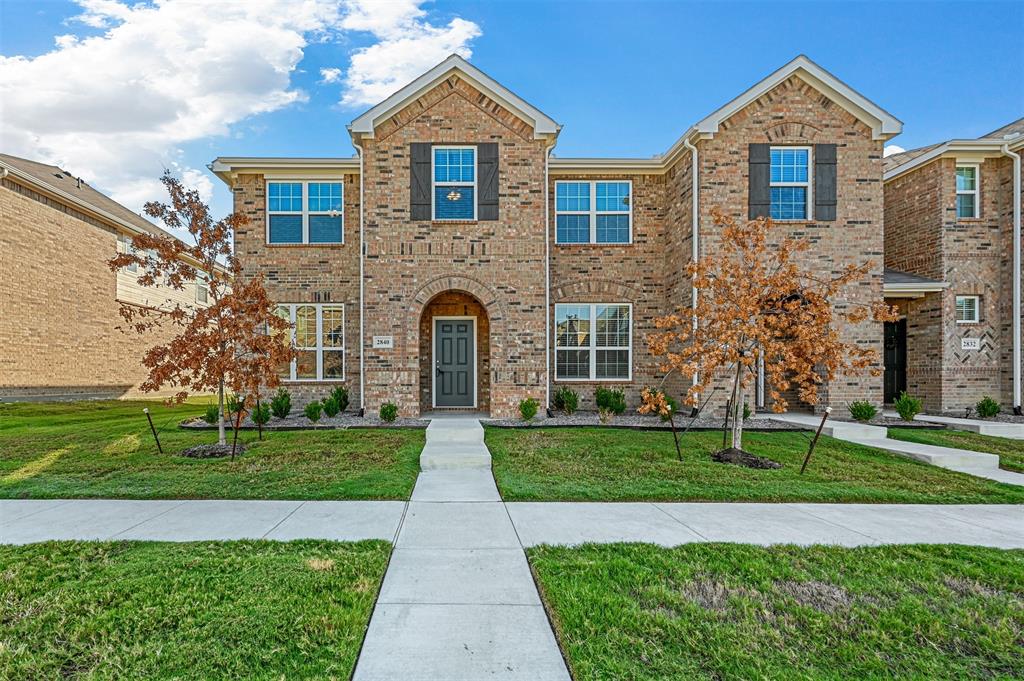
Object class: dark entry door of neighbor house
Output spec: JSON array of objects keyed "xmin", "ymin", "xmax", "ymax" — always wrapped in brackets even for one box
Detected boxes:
[
  {"xmin": 434, "ymin": 319, "xmax": 475, "ymax": 407},
  {"xmin": 883, "ymin": 318, "xmax": 907, "ymax": 403}
]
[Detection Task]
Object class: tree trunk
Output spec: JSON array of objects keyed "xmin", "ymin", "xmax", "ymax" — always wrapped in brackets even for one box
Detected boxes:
[
  {"xmin": 217, "ymin": 380, "xmax": 226, "ymax": 446},
  {"xmin": 730, "ymin": 360, "xmax": 744, "ymax": 451}
]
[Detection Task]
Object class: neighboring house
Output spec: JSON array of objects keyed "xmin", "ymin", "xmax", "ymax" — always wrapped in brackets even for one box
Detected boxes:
[
  {"xmin": 0, "ymin": 153, "xmax": 215, "ymax": 401},
  {"xmin": 212, "ymin": 54, "xmax": 907, "ymax": 419},
  {"xmin": 883, "ymin": 120, "xmax": 1023, "ymax": 414}
]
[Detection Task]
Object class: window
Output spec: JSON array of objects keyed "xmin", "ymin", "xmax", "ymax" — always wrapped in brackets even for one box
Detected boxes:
[
  {"xmin": 274, "ymin": 304, "xmax": 345, "ymax": 380},
  {"xmin": 195, "ymin": 272, "xmax": 209, "ymax": 304},
  {"xmin": 116, "ymin": 234, "xmax": 138, "ymax": 273},
  {"xmin": 955, "ymin": 295, "xmax": 979, "ymax": 324},
  {"xmin": 956, "ymin": 165, "xmax": 979, "ymax": 219},
  {"xmin": 267, "ymin": 181, "xmax": 343, "ymax": 244},
  {"xmin": 555, "ymin": 181, "xmax": 632, "ymax": 244},
  {"xmin": 770, "ymin": 147, "xmax": 811, "ymax": 220},
  {"xmin": 555, "ymin": 303, "xmax": 632, "ymax": 380},
  {"xmin": 433, "ymin": 146, "xmax": 475, "ymax": 220}
]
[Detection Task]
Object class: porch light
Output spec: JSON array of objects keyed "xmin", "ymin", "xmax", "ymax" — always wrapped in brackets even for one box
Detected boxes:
[{"xmin": 446, "ymin": 190, "xmax": 462, "ymax": 201}]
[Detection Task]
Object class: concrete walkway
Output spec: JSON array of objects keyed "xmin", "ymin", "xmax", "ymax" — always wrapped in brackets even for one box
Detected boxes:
[
  {"xmin": 883, "ymin": 410, "xmax": 1024, "ymax": 439},
  {"xmin": 352, "ymin": 416, "xmax": 570, "ymax": 681},
  {"xmin": 770, "ymin": 413, "xmax": 1024, "ymax": 486}
]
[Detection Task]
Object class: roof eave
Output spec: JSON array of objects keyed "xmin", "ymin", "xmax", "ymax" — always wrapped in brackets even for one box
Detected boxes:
[
  {"xmin": 210, "ymin": 157, "xmax": 361, "ymax": 185},
  {"xmin": 883, "ymin": 139, "xmax": 1016, "ymax": 182}
]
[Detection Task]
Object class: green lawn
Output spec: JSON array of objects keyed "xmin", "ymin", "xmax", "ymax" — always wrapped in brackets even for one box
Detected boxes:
[
  {"xmin": 890, "ymin": 427, "xmax": 1024, "ymax": 474},
  {"xmin": 529, "ymin": 543, "xmax": 1024, "ymax": 680},
  {"xmin": 486, "ymin": 427, "xmax": 1024, "ymax": 503},
  {"xmin": 0, "ymin": 540, "xmax": 389, "ymax": 679},
  {"xmin": 0, "ymin": 400, "xmax": 423, "ymax": 499}
]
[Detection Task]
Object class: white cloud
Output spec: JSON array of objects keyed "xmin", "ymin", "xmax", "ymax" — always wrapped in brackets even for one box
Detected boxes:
[
  {"xmin": 0, "ymin": 0, "xmax": 482, "ymax": 218},
  {"xmin": 336, "ymin": 0, "xmax": 481, "ymax": 107},
  {"xmin": 319, "ymin": 66, "xmax": 343, "ymax": 84},
  {"xmin": 883, "ymin": 144, "xmax": 906, "ymax": 157}
]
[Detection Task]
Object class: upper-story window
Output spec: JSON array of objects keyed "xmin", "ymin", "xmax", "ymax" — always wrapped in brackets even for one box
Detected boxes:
[
  {"xmin": 195, "ymin": 272, "xmax": 209, "ymax": 304},
  {"xmin": 433, "ymin": 147, "xmax": 476, "ymax": 220},
  {"xmin": 555, "ymin": 181, "xmax": 632, "ymax": 244},
  {"xmin": 116, "ymin": 234, "xmax": 139, "ymax": 273},
  {"xmin": 955, "ymin": 295, "xmax": 980, "ymax": 324},
  {"xmin": 770, "ymin": 147, "xmax": 811, "ymax": 220},
  {"xmin": 955, "ymin": 165, "xmax": 979, "ymax": 219},
  {"xmin": 267, "ymin": 181, "xmax": 343, "ymax": 245}
]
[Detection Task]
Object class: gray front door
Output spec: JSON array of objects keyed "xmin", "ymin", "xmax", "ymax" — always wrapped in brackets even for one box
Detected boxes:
[{"xmin": 434, "ymin": 319, "xmax": 475, "ymax": 407}]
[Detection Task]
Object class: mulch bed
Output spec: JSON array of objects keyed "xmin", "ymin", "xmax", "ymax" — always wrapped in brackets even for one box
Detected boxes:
[
  {"xmin": 180, "ymin": 413, "xmax": 427, "ymax": 431},
  {"xmin": 486, "ymin": 412, "xmax": 800, "ymax": 431},
  {"xmin": 711, "ymin": 447, "xmax": 782, "ymax": 469}
]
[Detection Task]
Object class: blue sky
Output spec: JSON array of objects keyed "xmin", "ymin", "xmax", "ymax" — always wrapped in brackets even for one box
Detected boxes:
[{"xmin": 2, "ymin": 0, "xmax": 1022, "ymax": 219}]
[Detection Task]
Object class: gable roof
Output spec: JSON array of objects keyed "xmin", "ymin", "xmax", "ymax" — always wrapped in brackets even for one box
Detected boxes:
[
  {"xmin": 348, "ymin": 54, "xmax": 560, "ymax": 140},
  {"xmin": 693, "ymin": 54, "xmax": 902, "ymax": 141},
  {"xmin": 883, "ymin": 116, "xmax": 1024, "ymax": 181}
]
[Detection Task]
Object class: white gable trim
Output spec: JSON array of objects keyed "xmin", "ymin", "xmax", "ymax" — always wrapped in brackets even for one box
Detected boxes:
[
  {"xmin": 883, "ymin": 139, "xmax": 1021, "ymax": 182},
  {"xmin": 349, "ymin": 54, "xmax": 560, "ymax": 139},
  {"xmin": 694, "ymin": 55, "xmax": 902, "ymax": 141}
]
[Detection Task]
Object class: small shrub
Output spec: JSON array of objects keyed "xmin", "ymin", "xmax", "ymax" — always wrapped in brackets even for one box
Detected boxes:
[
  {"xmin": 203, "ymin": 404, "xmax": 219, "ymax": 425},
  {"xmin": 552, "ymin": 386, "xmax": 579, "ymax": 415},
  {"xmin": 595, "ymin": 387, "xmax": 626, "ymax": 416},
  {"xmin": 976, "ymin": 396, "xmax": 1001, "ymax": 419},
  {"xmin": 893, "ymin": 391, "xmax": 923, "ymax": 422},
  {"xmin": 322, "ymin": 395, "xmax": 340, "ymax": 418},
  {"xmin": 226, "ymin": 393, "xmax": 244, "ymax": 415},
  {"xmin": 270, "ymin": 388, "xmax": 291, "ymax": 419},
  {"xmin": 379, "ymin": 402, "xmax": 398, "ymax": 422},
  {"xmin": 598, "ymin": 407, "xmax": 614, "ymax": 424},
  {"xmin": 304, "ymin": 400, "xmax": 323, "ymax": 423},
  {"xmin": 743, "ymin": 402, "xmax": 752, "ymax": 420},
  {"xmin": 330, "ymin": 385, "xmax": 350, "ymax": 413},
  {"xmin": 519, "ymin": 397, "xmax": 539, "ymax": 421},
  {"xmin": 848, "ymin": 400, "xmax": 877, "ymax": 422},
  {"xmin": 251, "ymin": 402, "xmax": 271, "ymax": 426},
  {"xmin": 647, "ymin": 390, "xmax": 680, "ymax": 423}
]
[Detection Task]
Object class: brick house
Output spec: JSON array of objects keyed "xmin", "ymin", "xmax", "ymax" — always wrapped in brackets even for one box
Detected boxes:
[
  {"xmin": 883, "ymin": 120, "xmax": 1023, "ymax": 414},
  {"xmin": 0, "ymin": 154, "xmax": 215, "ymax": 401},
  {"xmin": 213, "ymin": 54, "xmax": 909, "ymax": 419}
]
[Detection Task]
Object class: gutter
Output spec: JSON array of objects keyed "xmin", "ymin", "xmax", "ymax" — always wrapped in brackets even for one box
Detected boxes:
[
  {"xmin": 683, "ymin": 137, "xmax": 700, "ymax": 396},
  {"xmin": 356, "ymin": 145, "xmax": 366, "ymax": 414},
  {"xmin": 1002, "ymin": 144, "xmax": 1022, "ymax": 414}
]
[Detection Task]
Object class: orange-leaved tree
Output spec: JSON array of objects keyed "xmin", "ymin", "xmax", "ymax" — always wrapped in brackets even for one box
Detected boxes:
[
  {"xmin": 108, "ymin": 172, "xmax": 295, "ymax": 446},
  {"xmin": 645, "ymin": 208, "xmax": 898, "ymax": 452}
]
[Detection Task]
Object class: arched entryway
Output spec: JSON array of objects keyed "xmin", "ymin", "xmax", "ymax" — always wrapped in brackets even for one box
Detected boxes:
[{"xmin": 418, "ymin": 290, "xmax": 491, "ymax": 412}]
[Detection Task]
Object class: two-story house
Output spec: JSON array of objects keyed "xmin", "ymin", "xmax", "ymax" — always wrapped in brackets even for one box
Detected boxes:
[
  {"xmin": 883, "ymin": 120, "xmax": 1023, "ymax": 414},
  {"xmin": 213, "ymin": 54, "xmax": 906, "ymax": 418}
]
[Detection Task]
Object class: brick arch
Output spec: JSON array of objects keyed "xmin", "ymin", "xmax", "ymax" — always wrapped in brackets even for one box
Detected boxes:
[
  {"xmin": 412, "ymin": 274, "xmax": 507, "ymax": 326},
  {"xmin": 764, "ymin": 121, "xmax": 822, "ymax": 143},
  {"xmin": 551, "ymin": 278, "xmax": 643, "ymax": 303}
]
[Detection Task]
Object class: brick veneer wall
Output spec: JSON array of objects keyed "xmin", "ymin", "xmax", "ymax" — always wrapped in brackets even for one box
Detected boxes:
[
  {"xmin": 359, "ymin": 75, "xmax": 549, "ymax": 418},
  {"xmin": 548, "ymin": 172, "xmax": 668, "ymax": 410},
  {"xmin": 884, "ymin": 156, "xmax": 1018, "ymax": 410},
  {"xmin": 694, "ymin": 76, "xmax": 887, "ymax": 412},
  {"xmin": 0, "ymin": 179, "xmax": 182, "ymax": 400},
  {"xmin": 231, "ymin": 172, "xmax": 362, "ymax": 408}
]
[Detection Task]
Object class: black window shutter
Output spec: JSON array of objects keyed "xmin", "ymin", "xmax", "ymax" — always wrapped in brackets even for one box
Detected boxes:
[
  {"xmin": 410, "ymin": 143, "xmax": 432, "ymax": 221},
  {"xmin": 478, "ymin": 143, "xmax": 499, "ymax": 221},
  {"xmin": 814, "ymin": 144, "xmax": 837, "ymax": 221},
  {"xmin": 748, "ymin": 143, "xmax": 770, "ymax": 219}
]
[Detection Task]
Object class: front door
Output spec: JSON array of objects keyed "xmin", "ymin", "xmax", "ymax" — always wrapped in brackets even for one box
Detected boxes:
[
  {"xmin": 434, "ymin": 318, "xmax": 475, "ymax": 407},
  {"xmin": 883, "ymin": 318, "xmax": 907, "ymax": 403}
]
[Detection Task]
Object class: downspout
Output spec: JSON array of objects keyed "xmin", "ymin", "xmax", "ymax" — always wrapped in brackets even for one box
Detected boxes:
[
  {"xmin": 1002, "ymin": 144, "xmax": 1022, "ymax": 414},
  {"xmin": 544, "ymin": 139, "xmax": 556, "ymax": 410},
  {"xmin": 356, "ymin": 144, "xmax": 366, "ymax": 414},
  {"xmin": 683, "ymin": 138, "xmax": 700, "ymax": 400}
]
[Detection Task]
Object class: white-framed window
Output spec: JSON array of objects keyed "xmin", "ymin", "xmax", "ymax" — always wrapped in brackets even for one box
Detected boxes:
[
  {"xmin": 116, "ymin": 233, "xmax": 139, "ymax": 273},
  {"xmin": 554, "ymin": 180, "xmax": 632, "ymax": 244},
  {"xmin": 955, "ymin": 295, "xmax": 980, "ymax": 324},
  {"xmin": 266, "ymin": 180, "xmax": 343, "ymax": 245},
  {"xmin": 195, "ymin": 272, "xmax": 209, "ymax": 304},
  {"xmin": 955, "ymin": 165, "xmax": 980, "ymax": 219},
  {"xmin": 770, "ymin": 147, "xmax": 812, "ymax": 220},
  {"xmin": 432, "ymin": 146, "xmax": 476, "ymax": 220},
  {"xmin": 554, "ymin": 303, "xmax": 632, "ymax": 380},
  {"xmin": 273, "ymin": 303, "xmax": 345, "ymax": 381}
]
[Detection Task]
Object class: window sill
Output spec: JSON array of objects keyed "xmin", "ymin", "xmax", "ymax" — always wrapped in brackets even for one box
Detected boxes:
[
  {"xmin": 277, "ymin": 379, "xmax": 348, "ymax": 384},
  {"xmin": 265, "ymin": 242, "xmax": 346, "ymax": 248},
  {"xmin": 553, "ymin": 378, "xmax": 634, "ymax": 384},
  {"xmin": 555, "ymin": 242, "xmax": 633, "ymax": 248},
  {"xmin": 431, "ymin": 220, "xmax": 478, "ymax": 225}
]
